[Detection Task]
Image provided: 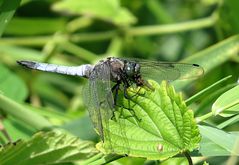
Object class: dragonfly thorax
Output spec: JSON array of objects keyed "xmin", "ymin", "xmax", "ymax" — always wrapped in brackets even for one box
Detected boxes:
[{"xmin": 105, "ymin": 57, "xmax": 144, "ymax": 87}]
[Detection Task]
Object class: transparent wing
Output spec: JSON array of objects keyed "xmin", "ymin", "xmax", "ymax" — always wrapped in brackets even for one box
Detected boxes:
[
  {"xmin": 84, "ymin": 62, "xmax": 114, "ymax": 142},
  {"xmin": 124, "ymin": 58, "xmax": 204, "ymax": 82},
  {"xmin": 84, "ymin": 61, "xmax": 130, "ymax": 154}
]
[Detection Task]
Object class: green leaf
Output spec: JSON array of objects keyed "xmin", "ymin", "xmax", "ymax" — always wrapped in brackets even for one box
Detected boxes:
[
  {"xmin": 0, "ymin": 130, "xmax": 99, "ymax": 165},
  {"xmin": 1, "ymin": 117, "xmax": 33, "ymax": 142},
  {"xmin": 217, "ymin": 114, "xmax": 239, "ymax": 129},
  {"xmin": 0, "ymin": 45, "xmax": 45, "ymax": 62},
  {"xmin": 61, "ymin": 116, "xmax": 98, "ymax": 141},
  {"xmin": 52, "ymin": 0, "xmax": 137, "ymax": 26},
  {"xmin": 98, "ymin": 80, "xmax": 201, "ymax": 160},
  {"xmin": 0, "ymin": 93, "xmax": 52, "ymax": 130},
  {"xmin": 0, "ymin": 63, "xmax": 28, "ymax": 102},
  {"xmin": 186, "ymin": 75, "xmax": 232, "ymax": 105},
  {"xmin": 218, "ymin": 0, "xmax": 239, "ymax": 35},
  {"xmin": 172, "ymin": 35, "xmax": 239, "ymax": 90},
  {"xmin": 4, "ymin": 17, "xmax": 66, "ymax": 35},
  {"xmin": 212, "ymin": 85, "xmax": 239, "ymax": 117},
  {"xmin": 0, "ymin": 0, "xmax": 21, "ymax": 37},
  {"xmin": 199, "ymin": 125, "xmax": 239, "ymax": 156}
]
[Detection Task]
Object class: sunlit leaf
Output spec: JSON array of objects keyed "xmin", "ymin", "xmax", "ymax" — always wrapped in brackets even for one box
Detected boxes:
[
  {"xmin": 199, "ymin": 125, "xmax": 239, "ymax": 156},
  {"xmin": 217, "ymin": 114, "xmax": 239, "ymax": 129},
  {"xmin": 0, "ymin": 130, "xmax": 99, "ymax": 165},
  {"xmin": 52, "ymin": 0, "xmax": 137, "ymax": 26},
  {"xmin": 212, "ymin": 85, "xmax": 239, "ymax": 117},
  {"xmin": 98, "ymin": 80, "xmax": 201, "ymax": 160}
]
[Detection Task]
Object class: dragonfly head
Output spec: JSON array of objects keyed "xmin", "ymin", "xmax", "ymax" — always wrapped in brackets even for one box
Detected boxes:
[{"xmin": 124, "ymin": 61, "xmax": 140, "ymax": 78}]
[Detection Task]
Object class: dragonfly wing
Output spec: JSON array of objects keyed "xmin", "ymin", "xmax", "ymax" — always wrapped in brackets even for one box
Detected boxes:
[
  {"xmin": 84, "ymin": 60, "xmax": 130, "ymax": 154},
  {"xmin": 126, "ymin": 59, "xmax": 204, "ymax": 82},
  {"xmin": 84, "ymin": 62, "xmax": 114, "ymax": 142}
]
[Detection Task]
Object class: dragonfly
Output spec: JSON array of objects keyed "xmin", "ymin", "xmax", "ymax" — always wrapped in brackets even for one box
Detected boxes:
[{"xmin": 17, "ymin": 57, "xmax": 204, "ymax": 152}]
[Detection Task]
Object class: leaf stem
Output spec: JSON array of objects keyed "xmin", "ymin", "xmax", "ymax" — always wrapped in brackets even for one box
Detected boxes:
[
  {"xmin": 186, "ymin": 75, "xmax": 232, "ymax": 105},
  {"xmin": 71, "ymin": 30, "xmax": 116, "ymax": 43},
  {"xmin": 59, "ymin": 41, "xmax": 98, "ymax": 62},
  {"xmin": 213, "ymin": 100, "xmax": 239, "ymax": 115},
  {"xmin": 196, "ymin": 112, "xmax": 213, "ymax": 123},
  {"xmin": 184, "ymin": 151, "xmax": 193, "ymax": 165},
  {"xmin": 127, "ymin": 14, "xmax": 217, "ymax": 36}
]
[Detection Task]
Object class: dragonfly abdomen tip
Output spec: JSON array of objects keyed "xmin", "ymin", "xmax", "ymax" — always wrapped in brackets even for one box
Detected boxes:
[{"xmin": 17, "ymin": 60, "xmax": 37, "ymax": 69}]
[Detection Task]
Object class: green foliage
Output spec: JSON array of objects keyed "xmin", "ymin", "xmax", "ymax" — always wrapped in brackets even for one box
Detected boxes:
[
  {"xmin": 52, "ymin": 0, "xmax": 136, "ymax": 26},
  {"xmin": 0, "ymin": 0, "xmax": 239, "ymax": 164},
  {"xmin": 4, "ymin": 18, "xmax": 66, "ymax": 35},
  {"xmin": 199, "ymin": 125, "xmax": 239, "ymax": 156},
  {"xmin": 218, "ymin": 0, "xmax": 239, "ymax": 35},
  {"xmin": 172, "ymin": 35, "xmax": 239, "ymax": 90},
  {"xmin": 99, "ymin": 81, "xmax": 200, "ymax": 160},
  {"xmin": 0, "ymin": 92, "xmax": 52, "ymax": 130},
  {"xmin": 0, "ymin": 0, "xmax": 21, "ymax": 37},
  {"xmin": 0, "ymin": 64, "xmax": 27, "ymax": 101},
  {"xmin": 0, "ymin": 130, "xmax": 98, "ymax": 165},
  {"xmin": 212, "ymin": 85, "xmax": 239, "ymax": 117}
]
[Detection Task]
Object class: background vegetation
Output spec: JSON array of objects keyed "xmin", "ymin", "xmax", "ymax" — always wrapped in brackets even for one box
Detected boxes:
[{"xmin": 0, "ymin": 0, "xmax": 238, "ymax": 164}]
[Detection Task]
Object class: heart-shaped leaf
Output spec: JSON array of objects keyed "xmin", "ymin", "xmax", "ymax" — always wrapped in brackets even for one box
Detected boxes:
[{"xmin": 97, "ymin": 80, "xmax": 201, "ymax": 160}]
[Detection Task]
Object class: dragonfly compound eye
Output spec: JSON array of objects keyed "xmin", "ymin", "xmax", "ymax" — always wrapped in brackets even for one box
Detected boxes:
[{"xmin": 124, "ymin": 62, "xmax": 137, "ymax": 77}]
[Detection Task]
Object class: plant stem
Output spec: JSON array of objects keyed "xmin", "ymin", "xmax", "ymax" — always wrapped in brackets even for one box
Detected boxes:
[
  {"xmin": 0, "ymin": 36, "xmax": 53, "ymax": 46},
  {"xmin": 146, "ymin": 0, "xmax": 174, "ymax": 23},
  {"xmin": 186, "ymin": 75, "xmax": 232, "ymax": 105},
  {"xmin": 196, "ymin": 112, "xmax": 213, "ymax": 123},
  {"xmin": 59, "ymin": 41, "xmax": 98, "ymax": 62},
  {"xmin": 71, "ymin": 30, "xmax": 116, "ymax": 43},
  {"xmin": 184, "ymin": 151, "xmax": 193, "ymax": 165},
  {"xmin": 0, "ymin": 94, "xmax": 52, "ymax": 130},
  {"xmin": 127, "ymin": 14, "xmax": 217, "ymax": 36}
]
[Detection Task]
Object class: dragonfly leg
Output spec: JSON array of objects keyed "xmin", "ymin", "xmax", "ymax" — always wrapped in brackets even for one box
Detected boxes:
[
  {"xmin": 111, "ymin": 83, "xmax": 121, "ymax": 107},
  {"xmin": 130, "ymin": 86, "xmax": 146, "ymax": 99},
  {"xmin": 110, "ymin": 82, "xmax": 121, "ymax": 120},
  {"xmin": 123, "ymin": 82, "xmax": 132, "ymax": 99},
  {"xmin": 117, "ymin": 104, "xmax": 142, "ymax": 122},
  {"xmin": 126, "ymin": 106, "xmax": 142, "ymax": 122}
]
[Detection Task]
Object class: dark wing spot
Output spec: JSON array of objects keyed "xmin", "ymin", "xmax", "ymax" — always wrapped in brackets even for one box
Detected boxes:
[
  {"xmin": 192, "ymin": 64, "xmax": 200, "ymax": 67},
  {"xmin": 167, "ymin": 64, "xmax": 175, "ymax": 68}
]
